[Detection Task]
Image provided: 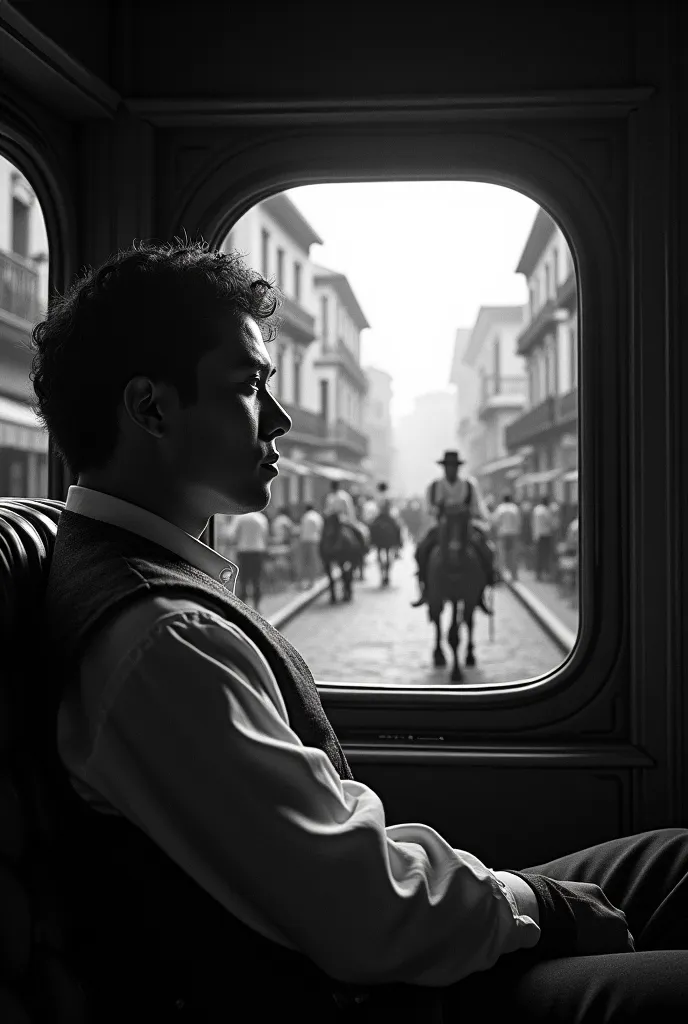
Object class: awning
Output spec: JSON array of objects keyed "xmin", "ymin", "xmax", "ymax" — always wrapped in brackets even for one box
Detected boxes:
[
  {"xmin": 0, "ymin": 395, "xmax": 48, "ymax": 453},
  {"xmin": 563, "ymin": 469, "xmax": 578, "ymax": 483},
  {"xmin": 478, "ymin": 452, "xmax": 525, "ymax": 475},
  {"xmin": 517, "ymin": 468, "xmax": 562, "ymax": 486},
  {"xmin": 277, "ymin": 456, "xmax": 311, "ymax": 477},
  {"xmin": 305, "ymin": 463, "xmax": 362, "ymax": 484}
]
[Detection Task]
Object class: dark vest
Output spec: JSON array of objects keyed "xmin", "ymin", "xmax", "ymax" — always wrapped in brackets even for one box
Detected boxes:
[{"xmin": 41, "ymin": 510, "xmax": 370, "ymax": 1020}]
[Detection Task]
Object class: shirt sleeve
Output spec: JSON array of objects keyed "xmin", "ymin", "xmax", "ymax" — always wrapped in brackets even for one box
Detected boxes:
[{"xmin": 67, "ymin": 608, "xmax": 540, "ymax": 987}]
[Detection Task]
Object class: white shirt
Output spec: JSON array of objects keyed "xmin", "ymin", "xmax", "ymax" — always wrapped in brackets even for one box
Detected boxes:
[
  {"xmin": 361, "ymin": 498, "xmax": 379, "ymax": 524},
  {"xmin": 492, "ymin": 502, "xmax": 522, "ymax": 538},
  {"xmin": 427, "ymin": 475, "xmax": 489, "ymax": 521},
  {"xmin": 271, "ymin": 513, "xmax": 294, "ymax": 545},
  {"xmin": 57, "ymin": 485, "xmax": 540, "ymax": 988},
  {"xmin": 531, "ymin": 504, "xmax": 553, "ymax": 541},
  {"xmin": 323, "ymin": 488, "xmax": 356, "ymax": 522},
  {"xmin": 232, "ymin": 510, "xmax": 269, "ymax": 552},
  {"xmin": 299, "ymin": 509, "xmax": 323, "ymax": 543}
]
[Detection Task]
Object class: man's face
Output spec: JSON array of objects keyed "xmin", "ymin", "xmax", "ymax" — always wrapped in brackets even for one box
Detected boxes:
[
  {"xmin": 166, "ymin": 312, "xmax": 291, "ymax": 517},
  {"xmin": 445, "ymin": 465, "xmax": 458, "ymax": 483}
]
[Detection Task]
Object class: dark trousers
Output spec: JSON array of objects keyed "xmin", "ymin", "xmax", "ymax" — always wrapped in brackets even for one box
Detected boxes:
[
  {"xmin": 441, "ymin": 828, "xmax": 688, "ymax": 1022},
  {"xmin": 535, "ymin": 535, "xmax": 553, "ymax": 580},
  {"xmin": 237, "ymin": 551, "xmax": 264, "ymax": 609}
]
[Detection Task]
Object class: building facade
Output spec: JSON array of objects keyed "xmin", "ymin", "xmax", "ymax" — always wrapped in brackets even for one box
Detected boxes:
[
  {"xmin": 458, "ymin": 305, "xmax": 527, "ymax": 504},
  {"xmin": 0, "ymin": 155, "xmax": 50, "ymax": 497},
  {"xmin": 362, "ymin": 366, "xmax": 394, "ymax": 489},
  {"xmin": 223, "ymin": 196, "xmax": 370, "ymax": 515},
  {"xmin": 448, "ymin": 327, "xmax": 479, "ymax": 474},
  {"xmin": 504, "ymin": 208, "xmax": 578, "ymax": 516}
]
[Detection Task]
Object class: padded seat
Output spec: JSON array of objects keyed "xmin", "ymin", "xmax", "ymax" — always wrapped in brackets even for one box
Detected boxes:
[{"xmin": 0, "ymin": 497, "xmax": 444, "ymax": 1023}]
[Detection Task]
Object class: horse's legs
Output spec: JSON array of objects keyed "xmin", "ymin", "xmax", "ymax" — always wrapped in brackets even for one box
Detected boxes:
[
  {"xmin": 384, "ymin": 548, "xmax": 391, "ymax": 585},
  {"xmin": 465, "ymin": 604, "xmax": 476, "ymax": 667},
  {"xmin": 432, "ymin": 609, "xmax": 446, "ymax": 667},
  {"xmin": 325, "ymin": 561, "xmax": 337, "ymax": 604},
  {"xmin": 448, "ymin": 600, "xmax": 463, "ymax": 683},
  {"xmin": 342, "ymin": 562, "xmax": 353, "ymax": 601}
]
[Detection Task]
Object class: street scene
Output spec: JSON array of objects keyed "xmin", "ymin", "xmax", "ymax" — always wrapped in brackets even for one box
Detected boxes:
[
  {"xmin": 0, "ymin": 167, "xmax": 579, "ymax": 687},
  {"xmin": 281, "ymin": 544, "xmax": 565, "ymax": 686}
]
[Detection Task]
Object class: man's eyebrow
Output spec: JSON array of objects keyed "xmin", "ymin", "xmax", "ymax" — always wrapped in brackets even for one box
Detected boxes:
[{"xmin": 230, "ymin": 360, "xmax": 276, "ymax": 376}]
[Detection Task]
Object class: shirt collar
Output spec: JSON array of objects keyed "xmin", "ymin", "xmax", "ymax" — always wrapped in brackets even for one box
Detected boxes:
[{"xmin": 65, "ymin": 485, "xmax": 238, "ymax": 594}]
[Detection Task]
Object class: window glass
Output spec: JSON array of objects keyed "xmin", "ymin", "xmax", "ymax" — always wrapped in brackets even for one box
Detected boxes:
[
  {"xmin": 215, "ymin": 184, "xmax": 579, "ymax": 687},
  {"xmin": 0, "ymin": 155, "xmax": 50, "ymax": 497}
]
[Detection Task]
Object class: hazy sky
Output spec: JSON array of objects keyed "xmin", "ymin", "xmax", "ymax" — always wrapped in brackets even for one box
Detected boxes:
[{"xmin": 286, "ymin": 182, "xmax": 540, "ymax": 420}]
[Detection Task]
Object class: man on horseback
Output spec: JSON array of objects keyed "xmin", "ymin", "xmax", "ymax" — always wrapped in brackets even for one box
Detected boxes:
[
  {"xmin": 322, "ymin": 478, "xmax": 368, "ymax": 549},
  {"xmin": 410, "ymin": 450, "xmax": 498, "ymax": 608}
]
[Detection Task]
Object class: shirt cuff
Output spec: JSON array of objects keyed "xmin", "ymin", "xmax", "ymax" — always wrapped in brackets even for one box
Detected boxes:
[{"xmin": 493, "ymin": 870, "xmax": 541, "ymax": 927}]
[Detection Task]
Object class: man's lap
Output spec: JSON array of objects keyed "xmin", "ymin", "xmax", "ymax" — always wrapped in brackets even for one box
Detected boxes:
[{"xmin": 443, "ymin": 829, "xmax": 688, "ymax": 1022}]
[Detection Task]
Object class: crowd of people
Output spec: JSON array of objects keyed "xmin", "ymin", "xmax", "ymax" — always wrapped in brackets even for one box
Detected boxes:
[
  {"xmin": 215, "ymin": 479, "xmax": 402, "ymax": 612},
  {"xmin": 488, "ymin": 492, "xmax": 579, "ymax": 595}
]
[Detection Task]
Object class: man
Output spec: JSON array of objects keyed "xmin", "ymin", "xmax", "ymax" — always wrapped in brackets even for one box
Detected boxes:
[
  {"xmin": 271, "ymin": 503, "xmax": 298, "ymax": 583},
  {"xmin": 230, "ymin": 507, "xmax": 269, "ymax": 611},
  {"xmin": 492, "ymin": 492, "xmax": 522, "ymax": 582},
  {"xmin": 411, "ymin": 450, "xmax": 498, "ymax": 608},
  {"xmin": 532, "ymin": 496, "xmax": 555, "ymax": 581},
  {"xmin": 360, "ymin": 492, "xmax": 380, "ymax": 526},
  {"xmin": 35, "ymin": 241, "xmax": 688, "ymax": 1021},
  {"xmin": 323, "ymin": 478, "xmax": 367, "ymax": 548},
  {"xmin": 299, "ymin": 502, "xmax": 324, "ymax": 589}
]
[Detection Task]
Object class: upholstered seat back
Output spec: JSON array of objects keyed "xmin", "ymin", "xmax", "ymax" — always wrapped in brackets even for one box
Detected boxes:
[{"xmin": 0, "ymin": 497, "xmax": 87, "ymax": 1023}]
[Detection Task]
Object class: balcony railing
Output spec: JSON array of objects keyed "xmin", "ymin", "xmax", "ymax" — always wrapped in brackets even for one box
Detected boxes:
[
  {"xmin": 478, "ymin": 375, "xmax": 527, "ymax": 417},
  {"xmin": 0, "ymin": 249, "xmax": 40, "ymax": 323},
  {"xmin": 504, "ymin": 386, "xmax": 579, "ymax": 448},
  {"xmin": 516, "ymin": 297, "xmax": 559, "ymax": 355},
  {"xmin": 557, "ymin": 270, "xmax": 577, "ymax": 313},
  {"xmin": 505, "ymin": 396, "xmax": 557, "ymax": 448},
  {"xmin": 556, "ymin": 387, "xmax": 578, "ymax": 423},
  {"xmin": 316, "ymin": 339, "xmax": 368, "ymax": 392},
  {"xmin": 281, "ymin": 402, "xmax": 327, "ymax": 439},
  {"xmin": 332, "ymin": 418, "xmax": 369, "ymax": 456},
  {"xmin": 278, "ymin": 294, "xmax": 316, "ymax": 344}
]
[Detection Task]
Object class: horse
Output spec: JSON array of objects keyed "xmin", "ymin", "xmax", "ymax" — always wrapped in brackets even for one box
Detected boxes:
[
  {"xmin": 353, "ymin": 520, "xmax": 370, "ymax": 580},
  {"xmin": 369, "ymin": 513, "xmax": 403, "ymax": 587},
  {"xmin": 425, "ymin": 506, "xmax": 491, "ymax": 682},
  {"xmin": 319, "ymin": 513, "xmax": 365, "ymax": 603}
]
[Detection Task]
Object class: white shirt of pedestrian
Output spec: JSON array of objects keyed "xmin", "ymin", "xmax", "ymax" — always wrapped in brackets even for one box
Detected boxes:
[
  {"xmin": 493, "ymin": 502, "xmax": 522, "ymax": 537},
  {"xmin": 531, "ymin": 504, "xmax": 553, "ymax": 540},
  {"xmin": 300, "ymin": 509, "xmax": 323, "ymax": 543},
  {"xmin": 232, "ymin": 511, "xmax": 269, "ymax": 552}
]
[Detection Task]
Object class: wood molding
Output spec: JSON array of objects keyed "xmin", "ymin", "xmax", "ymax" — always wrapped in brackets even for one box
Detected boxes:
[
  {"xmin": 127, "ymin": 88, "xmax": 655, "ymax": 128},
  {"xmin": 344, "ymin": 742, "xmax": 654, "ymax": 768},
  {"xmin": 0, "ymin": 1, "xmax": 120, "ymax": 120}
]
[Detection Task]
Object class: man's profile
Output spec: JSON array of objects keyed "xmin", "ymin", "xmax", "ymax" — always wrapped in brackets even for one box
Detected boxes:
[{"xmin": 33, "ymin": 240, "xmax": 688, "ymax": 1021}]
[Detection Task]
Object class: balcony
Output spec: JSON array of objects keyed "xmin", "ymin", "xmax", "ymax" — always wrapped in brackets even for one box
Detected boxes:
[
  {"xmin": 278, "ymin": 294, "xmax": 316, "ymax": 345},
  {"xmin": 516, "ymin": 297, "xmax": 559, "ymax": 355},
  {"xmin": 0, "ymin": 249, "xmax": 40, "ymax": 325},
  {"xmin": 556, "ymin": 387, "xmax": 578, "ymax": 424},
  {"xmin": 281, "ymin": 402, "xmax": 327, "ymax": 441},
  {"xmin": 315, "ymin": 338, "xmax": 368, "ymax": 392},
  {"xmin": 505, "ymin": 396, "xmax": 557, "ymax": 449},
  {"xmin": 478, "ymin": 375, "xmax": 527, "ymax": 419},
  {"xmin": 557, "ymin": 269, "xmax": 577, "ymax": 313},
  {"xmin": 504, "ymin": 387, "xmax": 579, "ymax": 449},
  {"xmin": 332, "ymin": 418, "xmax": 369, "ymax": 457}
]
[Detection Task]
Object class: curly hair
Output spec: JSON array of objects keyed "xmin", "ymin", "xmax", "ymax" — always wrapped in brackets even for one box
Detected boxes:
[{"xmin": 30, "ymin": 238, "xmax": 281, "ymax": 475}]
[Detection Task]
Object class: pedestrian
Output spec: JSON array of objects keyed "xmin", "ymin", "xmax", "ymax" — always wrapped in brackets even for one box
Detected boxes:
[
  {"xmin": 38, "ymin": 240, "xmax": 688, "ymax": 1022},
  {"xmin": 299, "ymin": 503, "xmax": 324, "ymax": 589},
  {"xmin": 272, "ymin": 503, "xmax": 297, "ymax": 584},
  {"xmin": 532, "ymin": 496, "xmax": 554, "ymax": 581},
  {"xmin": 231, "ymin": 508, "xmax": 269, "ymax": 612},
  {"xmin": 492, "ymin": 492, "xmax": 522, "ymax": 582}
]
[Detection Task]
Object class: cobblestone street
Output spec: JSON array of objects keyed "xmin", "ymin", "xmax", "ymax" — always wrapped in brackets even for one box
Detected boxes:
[{"xmin": 281, "ymin": 546, "xmax": 567, "ymax": 686}]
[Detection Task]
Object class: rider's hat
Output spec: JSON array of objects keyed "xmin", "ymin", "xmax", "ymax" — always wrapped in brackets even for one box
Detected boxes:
[{"xmin": 437, "ymin": 450, "xmax": 465, "ymax": 466}]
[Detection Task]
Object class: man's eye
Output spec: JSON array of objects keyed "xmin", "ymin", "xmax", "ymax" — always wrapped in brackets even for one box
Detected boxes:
[{"xmin": 245, "ymin": 375, "xmax": 275, "ymax": 393}]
